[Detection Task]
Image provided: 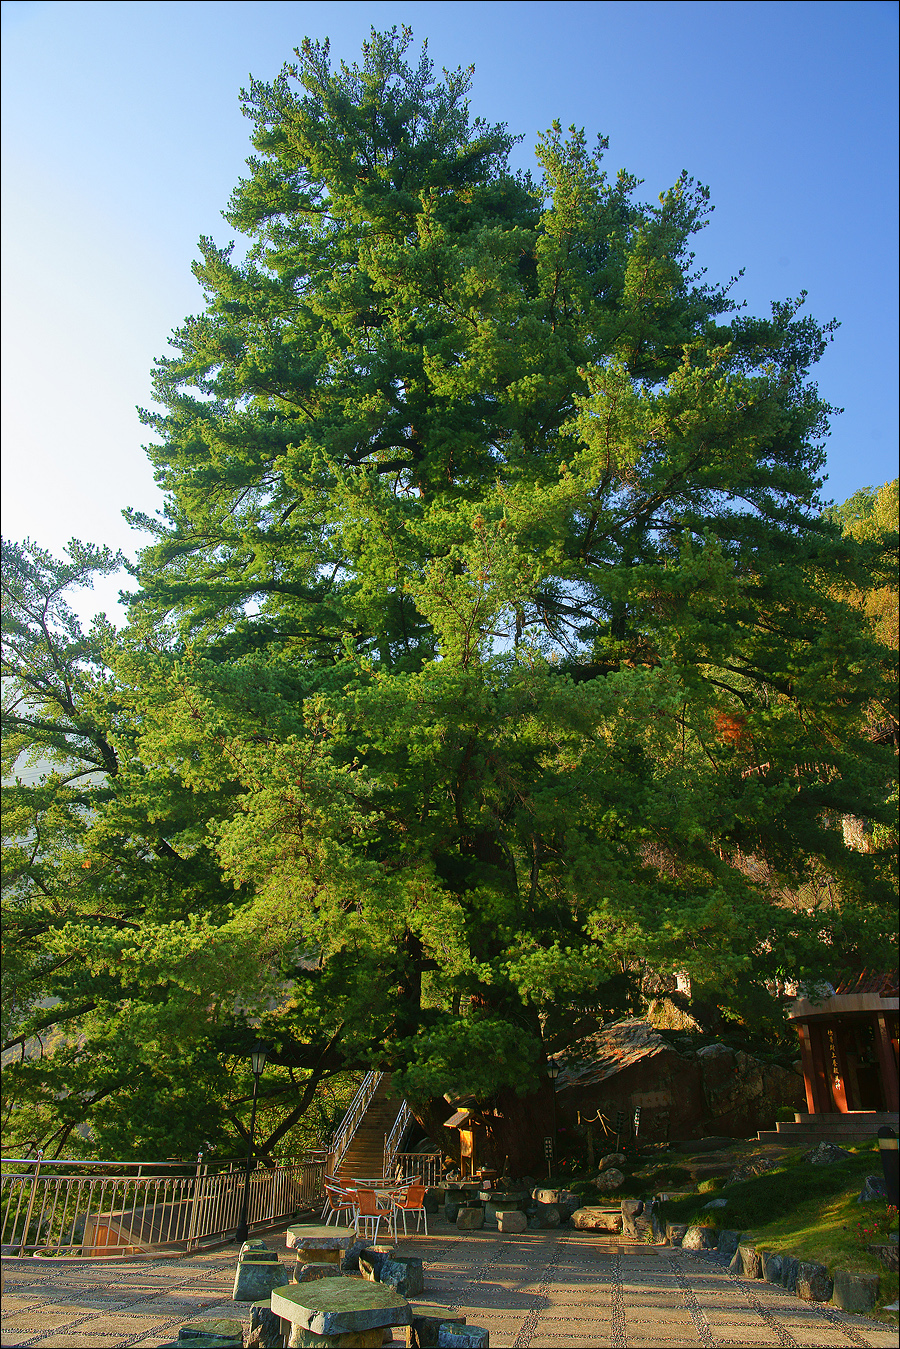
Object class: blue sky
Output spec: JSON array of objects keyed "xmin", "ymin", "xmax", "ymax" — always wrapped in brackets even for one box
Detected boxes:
[{"xmin": 2, "ymin": 0, "xmax": 897, "ymax": 623}]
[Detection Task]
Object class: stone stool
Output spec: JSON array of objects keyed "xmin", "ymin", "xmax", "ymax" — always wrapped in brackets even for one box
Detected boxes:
[
  {"xmin": 406, "ymin": 1305, "xmax": 466, "ymax": 1348},
  {"xmin": 437, "ymin": 1328, "xmax": 489, "ymax": 1348},
  {"xmin": 249, "ymin": 1301, "xmax": 288, "ymax": 1349},
  {"xmin": 159, "ymin": 1319, "xmax": 245, "ymax": 1348},
  {"xmin": 271, "ymin": 1279, "xmax": 411, "ymax": 1348},
  {"xmin": 359, "ymin": 1250, "xmax": 424, "ymax": 1297},
  {"xmin": 233, "ymin": 1244, "xmax": 290, "ymax": 1302},
  {"xmin": 294, "ymin": 1263, "xmax": 344, "ymax": 1284}
]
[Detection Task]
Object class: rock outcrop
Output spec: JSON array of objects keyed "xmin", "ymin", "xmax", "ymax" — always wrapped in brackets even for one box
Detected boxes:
[{"xmin": 555, "ymin": 1018, "xmax": 804, "ymax": 1142}]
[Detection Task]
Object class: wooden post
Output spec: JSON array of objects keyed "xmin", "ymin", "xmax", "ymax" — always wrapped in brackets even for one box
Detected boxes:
[{"xmin": 875, "ymin": 1014, "xmax": 899, "ymax": 1112}]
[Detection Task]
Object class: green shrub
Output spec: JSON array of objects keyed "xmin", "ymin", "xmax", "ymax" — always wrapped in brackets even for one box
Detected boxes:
[{"xmin": 775, "ymin": 1106, "xmax": 796, "ymax": 1122}]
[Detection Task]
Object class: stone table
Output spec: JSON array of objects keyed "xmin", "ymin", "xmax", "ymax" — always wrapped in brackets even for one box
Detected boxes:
[
  {"xmin": 271, "ymin": 1277, "xmax": 411, "ymax": 1347},
  {"xmin": 284, "ymin": 1223, "xmax": 356, "ymax": 1267}
]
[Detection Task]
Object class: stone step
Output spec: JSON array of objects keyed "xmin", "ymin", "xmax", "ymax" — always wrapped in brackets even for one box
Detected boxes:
[{"xmin": 757, "ymin": 1127, "xmax": 890, "ymax": 1144}]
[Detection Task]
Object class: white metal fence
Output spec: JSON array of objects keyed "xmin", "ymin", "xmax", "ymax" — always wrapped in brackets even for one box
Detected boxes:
[
  {"xmin": 1, "ymin": 1152, "xmax": 325, "ymax": 1258},
  {"xmin": 392, "ymin": 1152, "xmax": 443, "ymax": 1187}
]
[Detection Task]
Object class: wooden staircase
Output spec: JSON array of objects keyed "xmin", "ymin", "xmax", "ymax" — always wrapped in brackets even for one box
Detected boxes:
[{"xmin": 335, "ymin": 1074, "xmax": 407, "ymax": 1182}]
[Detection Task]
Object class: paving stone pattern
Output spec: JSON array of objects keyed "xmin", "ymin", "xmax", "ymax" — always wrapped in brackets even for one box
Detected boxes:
[{"xmin": 1, "ymin": 1218, "xmax": 895, "ymax": 1349}]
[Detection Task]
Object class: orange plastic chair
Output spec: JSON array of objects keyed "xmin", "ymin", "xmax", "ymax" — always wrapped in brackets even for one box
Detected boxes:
[
  {"xmin": 391, "ymin": 1184, "xmax": 428, "ymax": 1237},
  {"xmin": 353, "ymin": 1188, "xmax": 392, "ymax": 1242},
  {"xmin": 323, "ymin": 1182, "xmax": 356, "ymax": 1227}
]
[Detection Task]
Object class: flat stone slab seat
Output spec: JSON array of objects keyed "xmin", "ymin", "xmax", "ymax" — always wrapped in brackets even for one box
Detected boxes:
[
  {"xmin": 570, "ymin": 1206, "xmax": 621, "ymax": 1231},
  {"xmin": 271, "ymin": 1279, "xmax": 411, "ymax": 1348},
  {"xmin": 286, "ymin": 1222, "xmax": 355, "ymax": 1265}
]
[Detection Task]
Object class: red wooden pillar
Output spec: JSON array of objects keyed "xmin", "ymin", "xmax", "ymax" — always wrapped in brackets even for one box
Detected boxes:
[
  {"xmin": 826, "ymin": 1024, "xmax": 851, "ymax": 1113},
  {"xmin": 797, "ymin": 1023, "xmax": 820, "ymax": 1115},
  {"xmin": 875, "ymin": 1014, "xmax": 899, "ymax": 1112},
  {"xmin": 805, "ymin": 1021, "xmax": 836, "ymax": 1114}
]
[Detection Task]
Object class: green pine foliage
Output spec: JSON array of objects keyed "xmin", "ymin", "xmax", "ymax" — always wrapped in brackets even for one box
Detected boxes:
[{"xmin": 2, "ymin": 28, "xmax": 896, "ymax": 1162}]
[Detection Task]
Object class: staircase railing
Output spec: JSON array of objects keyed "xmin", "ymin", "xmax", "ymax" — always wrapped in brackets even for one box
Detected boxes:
[
  {"xmin": 383, "ymin": 1100, "xmax": 411, "ymax": 1177},
  {"xmin": 329, "ymin": 1071, "xmax": 383, "ymax": 1171}
]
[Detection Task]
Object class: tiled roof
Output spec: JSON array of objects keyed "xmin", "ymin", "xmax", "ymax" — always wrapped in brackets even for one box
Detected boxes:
[
  {"xmin": 553, "ymin": 1018, "xmax": 669, "ymax": 1091},
  {"xmin": 833, "ymin": 969, "xmax": 899, "ymax": 997}
]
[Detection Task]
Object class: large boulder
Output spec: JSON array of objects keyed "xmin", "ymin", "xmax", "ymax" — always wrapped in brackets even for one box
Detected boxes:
[
  {"xmin": 597, "ymin": 1153, "xmax": 626, "ymax": 1172},
  {"xmin": 803, "ymin": 1142, "xmax": 850, "ymax": 1166},
  {"xmin": 594, "ymin": 1168, "xmax": 625, "ymax": 1193},
  {"xmin": 725, "ymin": 1155, "xmax": 778, "ymax": 1187},
  {"xmin": 796, "ymin": 1261, "xmax": 833, "ymax": 1302},
  {"xmin": 552, "ymin": 1017, "xmax": 803, "ymax": 1144},
  {"xmin": 738, "ymin": 1245, "xmax": 762, "ymax": 1278},
  {"xmin": 717, "ymin": 1230, "xmax": 742, "ymax": 1259},
  {"xmin": 831, "ymin": 1271, "xmax": 879, "ymax": 1314},
  {"xmin": 858, "ymin": 1174, "xmax": 888, "ymax": 1203},
  {"xmin": 681, "ymin": 1226, "xmax": 718, "ymax": 1251}
]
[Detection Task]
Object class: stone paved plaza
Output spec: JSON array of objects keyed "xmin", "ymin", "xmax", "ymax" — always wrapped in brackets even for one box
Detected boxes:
[{"xmin": 1, "ymin": 1218, "xmax": 896, "ymax": 1348}]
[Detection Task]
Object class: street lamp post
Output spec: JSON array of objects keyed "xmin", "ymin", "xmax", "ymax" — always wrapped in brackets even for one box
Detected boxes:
[{"xmin": 235, "ymin": 1042, "xmax": 268, "ymax": 1244}]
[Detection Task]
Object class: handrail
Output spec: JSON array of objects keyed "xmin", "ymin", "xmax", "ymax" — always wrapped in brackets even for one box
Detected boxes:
[
  {"xmin": 383, "ymin": 1101, "xmax": 412, "ymax": 1176},
  {"xmin": 1, "ymin": 1154, "xmax": 325, "ymax": 1258},
  {"xmin": 329, "ymin": 1071, "xmax": 383, "ymax": 1170},
  {"xmin": 2, "ymin": 1158, "xmax": 200, "ymax": 1169}
]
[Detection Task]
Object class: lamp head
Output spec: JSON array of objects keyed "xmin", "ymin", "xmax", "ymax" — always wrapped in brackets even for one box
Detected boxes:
[{"xmin": 250, "ymin": 1042, "xmax": 269, "ymax": 1076}]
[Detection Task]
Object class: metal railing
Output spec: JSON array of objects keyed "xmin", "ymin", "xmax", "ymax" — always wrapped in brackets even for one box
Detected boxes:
[
  {"xmin": 391, "ymin": 1152, "xmax": 443, "ymax": 1187},
  {"xmin": 1, "ymin": 1152, "xmax": 325, "ymax": 1258},
  {"xmin": 383, "ymin": 1101, "xmax": 412, "ymax": 1176},
  {"xmin": 328, "ymin": 1071, "xmax": 382, "ymax": 1171}
]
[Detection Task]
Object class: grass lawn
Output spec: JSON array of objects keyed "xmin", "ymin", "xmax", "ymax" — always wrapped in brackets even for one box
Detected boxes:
[{"xmin": 655, "ymin": 1140, "xmax": 898, "ymax": 1319}]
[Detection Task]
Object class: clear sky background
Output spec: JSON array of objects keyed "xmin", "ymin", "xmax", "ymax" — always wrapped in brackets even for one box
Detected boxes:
[{"xmin": 2, "ymin": 0, "xmax": 898, "ymax": 624}]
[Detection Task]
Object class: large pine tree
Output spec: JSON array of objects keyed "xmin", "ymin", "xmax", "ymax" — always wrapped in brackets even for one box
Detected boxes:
[{"xmin": 3, "ymin": 29, "xmax": 896, "ymax": 1167}]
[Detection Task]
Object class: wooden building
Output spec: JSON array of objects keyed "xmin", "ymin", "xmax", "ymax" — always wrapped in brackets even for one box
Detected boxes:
[{"xmin": 759, "ymin": 970, "xmax": 898, "ymax": 1145}]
